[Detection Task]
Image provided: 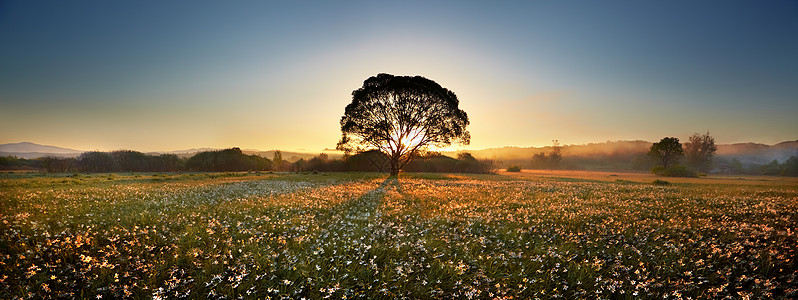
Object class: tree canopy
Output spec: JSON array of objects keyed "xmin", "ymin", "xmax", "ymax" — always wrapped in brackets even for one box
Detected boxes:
[
  {"xmin": 684, "ymin": 132, "xmax": 717, "ymax": 172},
  {"xmin": 337, "ymin": 73, "xmax": 470, "ymax": 176},
  {"xmin": 648, "ymin": 137, "xmax": 684, "ymax": 169}
]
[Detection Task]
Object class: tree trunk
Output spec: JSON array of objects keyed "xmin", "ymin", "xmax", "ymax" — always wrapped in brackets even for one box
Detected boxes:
[{"xmin": 389, "ymin": 156, "xmax": 400, "ymax": 176}]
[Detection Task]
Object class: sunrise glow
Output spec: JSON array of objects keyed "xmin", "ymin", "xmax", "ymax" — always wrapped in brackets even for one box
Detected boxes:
[{"xmin": 0, "ymin": 1, "xmax": 796, "ymax": 153}]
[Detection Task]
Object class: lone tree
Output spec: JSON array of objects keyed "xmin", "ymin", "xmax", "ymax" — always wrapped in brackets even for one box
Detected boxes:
[
  {"xmin": 338, "ymin": 73, "xmax": 470, "ymax": 176},
  {"xmin": 648, "ymin": 137, "xmax": 684, "ymax": 169},
  {"xmin": 684, "ymin": 131, "xmax": 717, "ymax": 172}
]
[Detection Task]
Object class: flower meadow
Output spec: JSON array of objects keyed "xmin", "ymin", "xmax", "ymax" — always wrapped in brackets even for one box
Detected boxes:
[{"xmin": 1, "ymin": 171, "xmax": 796, "ymax": 299}]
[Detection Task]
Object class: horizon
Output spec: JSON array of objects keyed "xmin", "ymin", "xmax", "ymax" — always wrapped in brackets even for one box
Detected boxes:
[
  {"xmin": 2, "ymin": 1, "xmax": 797, "ymax": 153},
  {"xmin": 2, "ymin": 138, "xmax": 797, "ymax": 156}
]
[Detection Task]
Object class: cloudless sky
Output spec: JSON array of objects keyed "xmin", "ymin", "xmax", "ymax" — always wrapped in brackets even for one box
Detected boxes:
[{"xmin": 1, "ymin": 1, "xmax": 796, "ymax": 152}]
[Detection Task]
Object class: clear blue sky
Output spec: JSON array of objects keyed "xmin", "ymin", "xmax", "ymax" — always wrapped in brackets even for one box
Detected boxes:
[{"xmin": 1, "ymin": 1, "xmax": 796, "ymax": 152}]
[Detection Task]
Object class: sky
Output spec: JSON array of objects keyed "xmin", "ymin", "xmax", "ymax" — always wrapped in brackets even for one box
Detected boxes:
[{"xmin": 1, "ymin": 1, "xmax": 797, "ymax": 153}]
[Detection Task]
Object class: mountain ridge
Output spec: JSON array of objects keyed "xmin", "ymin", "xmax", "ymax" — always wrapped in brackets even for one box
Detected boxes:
[{"xmin": 0, "ymin": 142, "xmax": 83, "ymax": 154}]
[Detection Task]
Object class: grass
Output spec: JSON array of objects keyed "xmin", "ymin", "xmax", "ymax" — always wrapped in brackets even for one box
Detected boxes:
[{"xmin": 1, "ymin": 171, "xmax": 796, "ymax": 299}]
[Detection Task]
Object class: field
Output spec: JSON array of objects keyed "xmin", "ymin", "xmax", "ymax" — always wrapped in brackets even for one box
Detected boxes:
[{"xmin": 1, "ymin": 171, "xmax": 797, "ymax": 299}]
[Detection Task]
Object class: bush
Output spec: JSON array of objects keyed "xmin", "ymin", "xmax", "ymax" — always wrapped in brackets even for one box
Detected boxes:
[
  {"xmin": 652, "ymin": 179, "xmax": 670, "ymax": 185},
  {"xmin": 651, "ymin": 165, "xmax": 697, "ymax": 177},
  {"xmin": 506, "ymin": 165, "xmax": 522, "ymax": 172}
]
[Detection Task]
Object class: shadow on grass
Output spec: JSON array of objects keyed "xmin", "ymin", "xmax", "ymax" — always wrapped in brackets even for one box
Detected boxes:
[{"xmin": 378, "ymin": 175, "xmax": 403, "ymax": 193}]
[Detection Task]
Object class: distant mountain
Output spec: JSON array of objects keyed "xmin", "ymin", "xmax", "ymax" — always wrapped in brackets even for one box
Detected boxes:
[
  {"xmin": 716, "ymin": 140, "xmax": 798, "ymax": 165},
  {"xmin": 0, "ymin": 142, "xmax": 84, "ymax": 158},
  {"xmin": 0, "ymin": 142, "xmax": 83, "ymax": 154},
  {"xmin": 160, "ymin": 147, "xmax": 220, "ymax": 154}
]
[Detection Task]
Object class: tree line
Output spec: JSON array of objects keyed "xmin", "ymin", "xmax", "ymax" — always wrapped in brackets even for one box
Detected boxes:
[
  {"xmin": 0, "ymin": 147, "xmax": 496, "ymax": 174},
  {"xmin": 647, "ymin": 132, "xmax": 798, "ymax": 177},
  {"xmin": 503, "ymin": 133, "xmax": 798, "ymax": 177}
]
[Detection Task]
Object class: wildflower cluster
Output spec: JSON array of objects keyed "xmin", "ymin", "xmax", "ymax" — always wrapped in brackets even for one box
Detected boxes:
[{"xmin": 0, "ymin": 172, "xmax": 795, "ymax": 299}]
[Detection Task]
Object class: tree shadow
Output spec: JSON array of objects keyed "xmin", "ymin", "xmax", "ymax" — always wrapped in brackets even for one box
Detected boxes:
[{"xmin": 378, "ymin": 175, "xmax": 403, "ymax": 194}]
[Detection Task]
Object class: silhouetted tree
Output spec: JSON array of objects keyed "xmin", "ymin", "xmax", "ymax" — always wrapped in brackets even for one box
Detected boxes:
[
  {"xmin": 337, "ymin": 73, "xmax": 470, "ymax": 176},
  {"xmin": 273, "ymin": 150, "xmax": 283, "ymax": 171},
  {"xmin": 684, "ymin": 132, "xmax": 717, "ymax": 172},
  {"xmin": 306, "ymin": 153, "xmax": 331, "ymax": 172},
  {"xmin": 730, "ymin": 158, "xmax": 744, "ymax": 174},
  {"xmin": 530, "ymin": 152, "xmax": 549, "ymax": 169},
  {"xmin": 782, "ymin": 155, "xmax": 798, "ymax": 176},
  {"xmin": 111, "ymin": 150, "xmax": 149, "ymax": 172},
  {"xmin": 528, "ymin": 141, "xmax": 563, "ymax": 169},
  {"xmin": 456, "ymin": 152, "xmax": 496, "ymax": 174},
  {"xmin": 185, "ymin": 148, "xmax": 270, "ymax": 171},
  {"xmin": 648, "ymin": 137, "xmax": 684, "ymax": 169},
  {"xmin": 549, "ymin": 140, "xmax": 563, "ymax": 169},
  {"xmin": 78, "ymin": 151, "xmax": 118, "ymax": 172},
  {"xmin": 0, "ymin": 156, "xmax": 40, "ymax": 170},
  {"xmin": 761, "ymin": 160, "xmax": 782, "ymax": 175},
  {"xmin": 152, "ymin": 154, "xmax": 183, "ymax": 172}
]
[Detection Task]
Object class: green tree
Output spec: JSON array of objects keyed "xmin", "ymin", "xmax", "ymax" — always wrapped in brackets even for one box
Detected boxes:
[
  {"xmin": 338, "ymin": 73, "xmax": 470, "ymax": 176},
  {"xmin": 684, "ymin": 132, "xmax": 717, "ymax": 172},
  {"xmin": 648, "ymin": 137, "xmax": 684, "ymax": 169}
]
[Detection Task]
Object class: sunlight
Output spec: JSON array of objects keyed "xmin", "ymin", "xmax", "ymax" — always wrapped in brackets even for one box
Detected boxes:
[{"xmin": 382, "ymin": 126, "xmax": 428, "ymax": 155}]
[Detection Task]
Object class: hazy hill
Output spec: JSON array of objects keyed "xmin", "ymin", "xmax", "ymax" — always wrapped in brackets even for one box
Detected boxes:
[
  {"xmin": 0, "ymin": 142, "xmax": 82, "ymax": 153},
  {"xmin": 447, "ymin": 140, "xmax": 798, "ymax": 170},
  {"xmin": 0, "ymin": 142, "xmax": 83, "ymax": 159},
  {"xmin": 716, "ymin": 140, "xmax": 798, "ymax": 165},
  {"xmin": 445, "ymin": 141, "xmax": 652, "ymax": 160},
  {"xmin": 2, "ymin": 140, "xmax": 795, "ymax": 168}
]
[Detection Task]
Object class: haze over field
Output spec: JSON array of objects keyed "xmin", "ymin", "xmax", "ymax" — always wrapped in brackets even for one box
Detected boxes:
[{"xmin": 1, "ymin": 1, "xmax": 796, "ymax": 152}]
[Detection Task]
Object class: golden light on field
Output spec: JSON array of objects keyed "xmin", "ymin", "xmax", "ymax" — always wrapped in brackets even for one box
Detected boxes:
[{"xmin": 2, "ymin": 171, "xmax": 796, "ymax": 298}]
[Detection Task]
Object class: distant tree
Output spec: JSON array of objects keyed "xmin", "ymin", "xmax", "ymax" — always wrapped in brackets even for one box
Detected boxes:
[
  {"xmin": 111, "ymin": 150, "xmax": 149, "ymax": 172},
  {"xmin": 455, "ymin": 152, "xmax": 483, "ymax": 173},
  {"xmin": 648, "ymin": 137, "xmax": 684, "ymax": 169},
  {"xmin": 782, "ymin": 155, "xmax": 798, "ymax": 176},
  {"xmin": 39, "ymin": 156, "xmax": 76, "ymax": 172},
  {"xmin": 293, "ymin": 158, "xmax": 306, "ymax": 172},
  {"xmin": 730, "ymin": 158, "xmax": 744, "ymax": 174},
  {"xmin": 152, "ymin": 154, "xmax": 183, "ymax": 172},
  {"xmin": 528, "ymin": 141, "xmax": 563, "ymax": 169},
  {"xmin": 530, "ymin": 152, "xmax": 549, "ymax": 169},
  {"xmin": 185, "ymin": 148, "xmax": 270, "ymax": 172},
  {"xmin": 78, "ymin": 151, "xmax": 118, "ymax": 172},
  {"xmin": 684, "ymin": 132, "xmax": 717, "ymax": 172},
  {"xmin": 761, "ymin": 160, "xmax": 781, "ymax": 176},
  {"xmin": 0, "ymin": 156, "xmax": 22, "ymax": 169},
  {"xmin": 273, "ymin": 150, "xmax": 283, "ymax": 171},
  {"xmin": 337, "ymin": 73, "xmax": 470, "ymax": 176},
  {"xmin": 549, "ymin": 140, "xmax": 563, "ymax": 169},
  {"xmin": 306, "ymin": 153, "xmax": 330, "ymax": 172}
]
